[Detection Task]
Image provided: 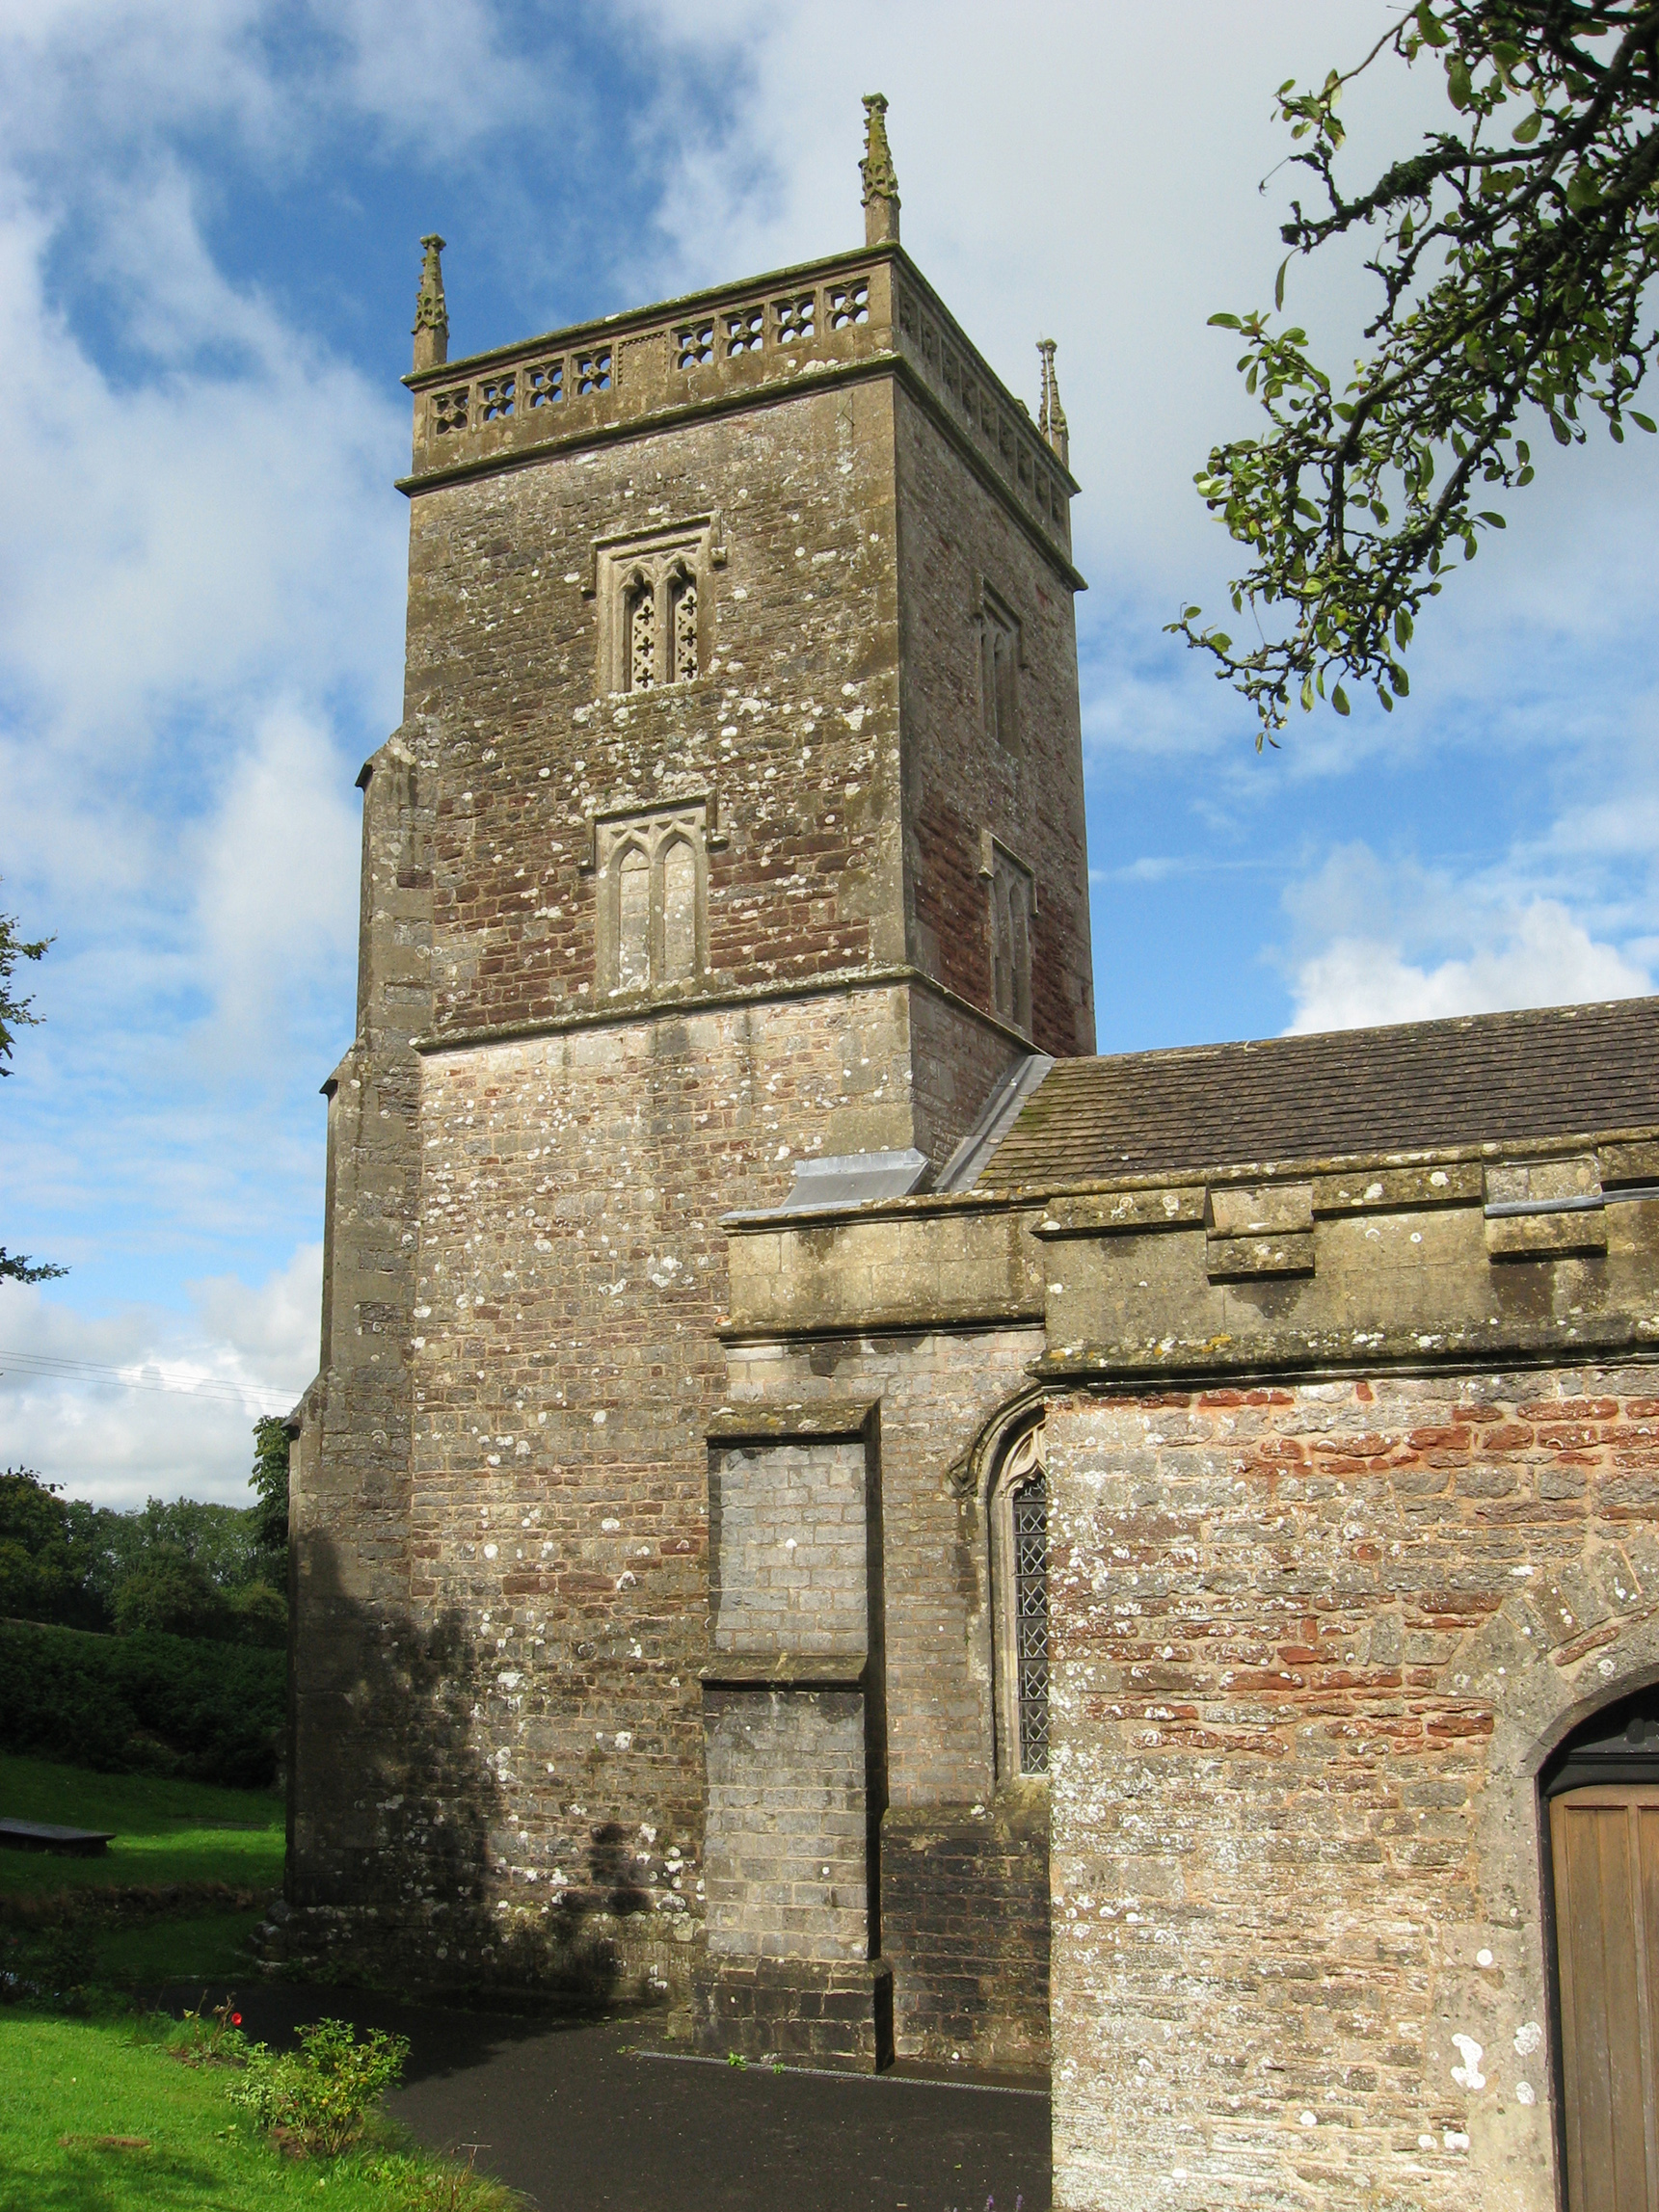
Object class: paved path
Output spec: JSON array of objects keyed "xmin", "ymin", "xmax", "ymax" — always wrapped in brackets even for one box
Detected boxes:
[{"xmin": 195, "ymin": 1985, "xmax": 1051, "ymax": 2212}]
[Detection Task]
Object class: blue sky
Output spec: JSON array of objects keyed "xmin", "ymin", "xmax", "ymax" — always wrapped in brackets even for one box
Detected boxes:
[{"xmin": 2, "ymin": 0, "xmax": 1656, "ymax": 1506}]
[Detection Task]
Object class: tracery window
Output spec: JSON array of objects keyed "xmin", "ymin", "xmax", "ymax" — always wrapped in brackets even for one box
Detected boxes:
[
  {"xmin": 590, "ymin": 520, "xmax": 723, "ymax": 695},
  {"xmin": 990, "ymin": 1423, "xmax": 1049, "ymax": 1779}
]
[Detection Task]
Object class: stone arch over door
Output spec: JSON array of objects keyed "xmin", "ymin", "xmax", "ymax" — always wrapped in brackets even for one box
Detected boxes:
[{"xmin": 1465, "ymin": 1597, "xmax": 1659, "ymax": 2211}]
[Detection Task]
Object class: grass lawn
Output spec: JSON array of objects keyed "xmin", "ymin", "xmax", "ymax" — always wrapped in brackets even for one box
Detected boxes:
[
  {"xmin": 97, "ymin": 1908, "xmax": 267, "ymax": 1984},
  {"xmin": 0, "ymin": 1754, "xmax": 284, "ymax": 1902},
  {"xmin": 0, "ymin": 2012, "xmax": 514, "ymax": 2210},
  {"xmin": 0, "ymin": 1762, "xmax": 514, "ymax": 2204}
]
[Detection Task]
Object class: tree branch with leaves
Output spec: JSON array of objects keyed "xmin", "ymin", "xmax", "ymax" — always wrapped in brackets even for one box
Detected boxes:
[
  {"xmin": 1, "ymin": 891, "xmax": 66, "ymax": 1284},
  {"xmin": 1172, "ymin": 1, "xmax": 1659, "ymax": 743}
]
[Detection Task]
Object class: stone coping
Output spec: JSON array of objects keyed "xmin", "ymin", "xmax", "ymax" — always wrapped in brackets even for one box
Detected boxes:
[
  {"xmin": 720, "ymin": 1123, "xmax": 1659, "ymax": 1234},
  {"xmin": 1037, "ymin": 1312, "xmax": 1659, "ymax": 1387}
]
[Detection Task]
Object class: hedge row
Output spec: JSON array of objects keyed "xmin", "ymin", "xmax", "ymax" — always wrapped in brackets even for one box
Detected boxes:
[{"xmin": 0, "ymin": 1618, "xmax": 285, "ymax": 1787}]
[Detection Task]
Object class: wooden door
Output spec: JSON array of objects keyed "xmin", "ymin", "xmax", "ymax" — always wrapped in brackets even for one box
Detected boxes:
[{"xmin": 1551, "ymin": 1786, "xmax": 1659, "ymax": 2212}]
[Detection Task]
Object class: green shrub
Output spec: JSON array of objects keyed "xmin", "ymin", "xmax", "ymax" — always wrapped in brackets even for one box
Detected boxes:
[
  {"xmin": 0, "ymin": 1618, "xmax": 284, "ymax": 1784},
  {"xmin": 231, "ymin": 2017, "xmax": 411, "ymax": 2157}
]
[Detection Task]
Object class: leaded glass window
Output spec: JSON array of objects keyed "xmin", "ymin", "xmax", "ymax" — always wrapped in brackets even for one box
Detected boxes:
[
  {"xmin": 1011, "ymin": 1472, "xmax": 1049, "ymax": 1773},
  {"xmin": 991, "ymin": 1423, "xmax": 1049, "ymax": 1782}
]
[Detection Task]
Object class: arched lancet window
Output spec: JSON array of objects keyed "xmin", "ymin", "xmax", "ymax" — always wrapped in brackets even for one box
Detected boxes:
[
  {"xmin": 617, "ymin": 844, "xmax": 650, "ymax": 988},
  {"xmin": 1009, "ymin": 892, "xmax": 1031, "ymax": 1035},
  {"xmin": 660, "ymin": 836, "xmax": 697, "ymax": 983},
  {"xmin": 990, "ymin": 623, "xmax": 1016, "ymax": 745},
  {"xmin": 987, "ymin": 848, "xmax": 1034, "ymax": 1037},
  {"xmin": 993, "ymin": 881, "xmax": 1014, "ymax": 1026},
  {"xmin": 990, "ymin": 1423, "xmax": 1048, "ymax": 1779}
]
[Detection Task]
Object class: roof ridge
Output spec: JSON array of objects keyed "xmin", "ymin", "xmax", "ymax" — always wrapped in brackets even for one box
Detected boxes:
[{"xmin": 1074, "ymin": 993, "xmax": 1659, "ymax": 1072}]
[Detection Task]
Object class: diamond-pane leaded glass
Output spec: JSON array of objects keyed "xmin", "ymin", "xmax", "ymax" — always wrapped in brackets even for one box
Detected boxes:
[{"xmin": 1012, "ymin": 1474, "xmax": 1049, "ymax": 1773}]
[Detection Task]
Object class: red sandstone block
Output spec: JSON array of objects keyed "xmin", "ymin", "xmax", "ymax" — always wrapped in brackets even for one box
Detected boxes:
[
  {"xmin": 1250, "ymin": 1441, "xmax": 1308, "ymax": 1466},
  {"xmin": 1533, "ymin": 1425, "xmax": 1602, "ymax": 1449},
  {"xmin": 1425, "ymin": 1711, "xmax": 1494, "ymax": 1740},
  {"xmin": 1519, "ymin": 1397, "xmax": 1619, "ymax": 1420}
]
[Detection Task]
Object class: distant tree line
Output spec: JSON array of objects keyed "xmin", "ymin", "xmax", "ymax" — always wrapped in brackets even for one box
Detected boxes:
[{"xmin": 0, "ymin": 1417, "xmax": 290, "ymax": 1650}]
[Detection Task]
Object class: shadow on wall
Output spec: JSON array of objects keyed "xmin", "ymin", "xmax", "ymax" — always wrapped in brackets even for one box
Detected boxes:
[{"xmin": 264, "ymin": 1531, "xmax": 656, "ymax": 2007}]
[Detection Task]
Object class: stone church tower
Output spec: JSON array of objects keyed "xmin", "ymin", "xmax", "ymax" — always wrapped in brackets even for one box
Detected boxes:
[
  {"xmin": 287, "ymin": 98, "xmax": 1091, "ymax": 2055},
  {"xmin": 283, "ymin": 103, "xmax": 1659, "ymax": 2197}
]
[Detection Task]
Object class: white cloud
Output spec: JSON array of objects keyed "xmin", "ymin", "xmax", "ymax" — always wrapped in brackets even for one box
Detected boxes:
[
  {"xmin": 1282, "ymin": 841, "xmax": 1652, "ymax": 1033},
  {"xmin": 1288, "ymin": 906, "xmax": 1650, "ymax": 1033},
  {"xmin": 0, "ymin": 1244, "xmax": 320, "ymax": 1508},
  {"xmin": 0, "ymin": 187, "xmax": 405, "ymax": 770},
  {"xmin": 190, "ymin": 704, "xmax": 361, "ymax": 1058}
]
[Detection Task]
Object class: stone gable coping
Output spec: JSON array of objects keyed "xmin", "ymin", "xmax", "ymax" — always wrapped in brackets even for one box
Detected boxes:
[{"xmin": 717, "ymin": 1123, "xmax": 1659, "ymax": 1240}]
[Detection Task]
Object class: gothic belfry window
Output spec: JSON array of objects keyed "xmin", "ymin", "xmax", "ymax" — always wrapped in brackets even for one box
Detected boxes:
[
  {"xmin": 991, "ymin": 1423, "xmax": 1049, "ymax": 1779},
  {"xmin": 592, "ymin": 518, "xmax": 723, "ymax": 694}
]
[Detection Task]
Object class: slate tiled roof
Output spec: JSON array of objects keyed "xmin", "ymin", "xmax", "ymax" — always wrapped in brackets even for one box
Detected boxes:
[{"xmin": 975, "ymin": 998, "xmax": 1659, "ymax": 1191}]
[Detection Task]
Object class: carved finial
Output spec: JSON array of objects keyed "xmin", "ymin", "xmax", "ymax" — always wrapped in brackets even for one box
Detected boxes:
[
  {"xmin": 861, "ymin": 93, "xmax": 900, "ymax": 246},
  {"xmin": 1037, "ymin": 338, "xmax": 1069, "ymax": 469},
  {"xmin": 412, "ymin": 234, "xmax": 448, "ymax": 372}
]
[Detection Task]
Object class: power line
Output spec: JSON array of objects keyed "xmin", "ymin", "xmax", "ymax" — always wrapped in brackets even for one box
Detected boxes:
[{"xmin": 0, "ymin": 1346, "xmax": 302, "ymax": 1415}]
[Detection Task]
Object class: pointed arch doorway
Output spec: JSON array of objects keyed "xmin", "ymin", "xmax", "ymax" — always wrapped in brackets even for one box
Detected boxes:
[{"xmin": 1545, "ymin": 1688, "xmax": 1659, "ymax": 2212}]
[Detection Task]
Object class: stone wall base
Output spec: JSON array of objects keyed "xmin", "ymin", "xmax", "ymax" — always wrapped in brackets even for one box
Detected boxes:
[
  {"xmin": 251, "ymin": 1897, "xmax": 694, "ymax": 2012},
  {"xmin": 881, "ymin": 1791, "xmax": 1049, "ymax": 2073},
  {"xmin": 691, "ymin": 1957, "xmax": 895, "ymax": 2071}
]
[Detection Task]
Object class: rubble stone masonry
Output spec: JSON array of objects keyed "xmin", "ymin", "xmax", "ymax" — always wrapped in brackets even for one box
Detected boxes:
[{"xmin": 1047, "ymin": 1369, "xmax": 1659, "ymax": 2210}]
